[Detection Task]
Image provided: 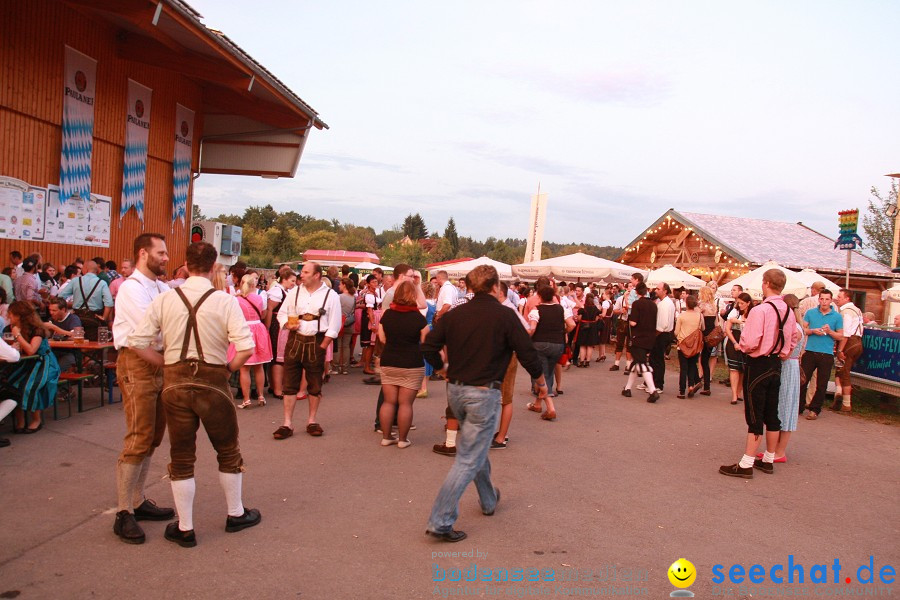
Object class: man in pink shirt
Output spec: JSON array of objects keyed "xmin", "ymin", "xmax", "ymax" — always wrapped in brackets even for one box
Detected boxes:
[
  {"xmin": 719, "ymin": 269, "xmax": 796, "ymax": 479},
  {"xmin": 109, "ymin": 259, "xmax": 133, "ymax": 298}
]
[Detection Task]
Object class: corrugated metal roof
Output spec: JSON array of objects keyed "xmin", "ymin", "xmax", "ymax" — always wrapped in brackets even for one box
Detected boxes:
[{"xmin": 677, "ymin": 211, "xmax": 892, "ymax": 276}]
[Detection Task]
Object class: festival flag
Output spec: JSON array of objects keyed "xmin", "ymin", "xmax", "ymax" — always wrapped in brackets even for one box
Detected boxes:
[
  {"xmin": 60, "ymin": 46, "xmax": 97, "ymax": 205},
  {"xmin": 121, "ymin": 79, "xmax": 152, "ymax": 225},
  {"xmin": 172, "ymin": 103, "xmax": 195, "ymax": 227}
]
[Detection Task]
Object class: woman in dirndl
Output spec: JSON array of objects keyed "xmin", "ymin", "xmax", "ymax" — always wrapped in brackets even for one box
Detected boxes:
[
  {"xmin": 5, "ymin": 301, "xmax": 60, "ymax": 433},
  {"xmin": 723, "ymin": 292, "xmax": 752, "ymax": 405},
  {"xmin": 766, "ymin": 294, "xmax": 804, "ymax": 463},
  {"xmin": 267, "ymin": 267, "xmax": 296, "ymax": 399},
  {"xmin": 229, "ymin": 273, "xmax": 273, "ymax": 408}
]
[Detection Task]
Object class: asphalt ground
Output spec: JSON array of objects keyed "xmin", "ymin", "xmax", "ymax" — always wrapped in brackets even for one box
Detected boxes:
[{"xmin": 0, "ymin": 356, "xmax": 898, "ymax": 599}]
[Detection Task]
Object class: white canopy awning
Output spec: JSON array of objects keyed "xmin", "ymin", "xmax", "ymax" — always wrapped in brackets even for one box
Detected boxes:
[
  {"xmin": 512, "ymin": 252, "xmax": 638, "ymax": 281},
  {"xmin": 719, "ymin": 261, "xmax": 809, "ymax": 301},
  {"xmin": 792, "ymin": 268, "xmax": 841, "ymax": 295},
  {"xmin": 429, "ymin": 256, "xmax": 513, "ymax": 280},
  {"xmin": 646, "ymin": 264, "xmax": 707, "ymax": 290}
]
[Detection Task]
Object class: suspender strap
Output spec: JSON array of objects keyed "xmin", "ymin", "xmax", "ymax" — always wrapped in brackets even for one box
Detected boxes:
[
  {"xmin": 767, "ymin": 302, "xmax": 790, "ymax": 356},
  {"xmin": 174, "ymin": 288, "xmax": 217, "ymax": 362},
  {"xmin": 78, "ymin": 277, "xmax": 103, "ymax": 311}
]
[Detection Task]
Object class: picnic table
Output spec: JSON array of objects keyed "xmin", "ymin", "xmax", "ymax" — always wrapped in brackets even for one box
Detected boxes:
[{"xmin": 49, "ymin": 340, "xmax": 115, "ymax": 411}]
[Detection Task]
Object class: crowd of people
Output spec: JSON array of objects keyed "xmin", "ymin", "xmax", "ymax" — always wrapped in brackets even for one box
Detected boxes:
[{"xmin": 0, "ymin": 242, "xmax": 895, "ymax": 546}]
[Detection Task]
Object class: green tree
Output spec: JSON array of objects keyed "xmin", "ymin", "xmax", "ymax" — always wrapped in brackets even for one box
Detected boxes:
[
  {"xmin": 215, "ymin": 213, "xmax": 243, "ymax": 226},
  {"xmin": 275, "ymin": 211, "xmax": 312, "ymax": 231},
  {"xmin": 191, "ymin": 203, "xmax": 205, "ymax": 222},
  {"xmin": 299, "ymin": 219, "xmax": 334, "ymax": 236},
  {"xmin": 402, "ymin": 213, "xmax": 428, "ymax": 240},
  {"xmin": 242, "ymin": 204, "xmax": 278, "ymax": 230},
  {"xmin": 862, "ymin": 182, "xmax": 898, "ymax": 266},
  {"xmin": 297, "ymin": 230, "xmax": 338, "ymax": 253},
  {"xmin": 444, "ymin": 217, "xmax": 459, "ymax": 256},
  {"xmin": 337, "ymin": 226, "xmax": 378, "ymax": 252},
  {"xmin": 266, "ymin": 226, "xmax": 301, "ymax": 261},
  {"xmin": 381, "ymin": 242, "xmax": 428, "ymax": 268},
  {"xmin": 375, "ymin": 227, "xmax": 404, "ymax": 248}
]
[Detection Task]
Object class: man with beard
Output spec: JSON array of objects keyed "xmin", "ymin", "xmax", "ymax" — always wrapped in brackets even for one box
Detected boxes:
[{"xmin": 110, "ymin": 233, "xmax": 176, "ymax": 544}]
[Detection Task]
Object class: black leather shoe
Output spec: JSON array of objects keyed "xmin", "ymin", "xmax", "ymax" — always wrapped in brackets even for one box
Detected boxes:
[
  {"xmin": 113, "ymin": 510, "xmax": 146, "ymax": 545},
  {"xmin": 0, "ymin": 438, "xmax": 10, "ymax": 448},
  {"xmin": 426, "ymin": 529, "xmax": 468, "ymax": 543},
  {"xmin": 482, "ymin": 488, "xmax": 500, "ymax": 516},
  {"xmin": 647, "ymin": 391, "xmax": 660, "ymax": 403},
  {"xmin": 164, "ymin": 522, "xmax": 197, "ymax": 547},
  {"xmin": 718, "ymin": 463, "xmax": 753, "ymax": 479},
  {"xmin": 753, "ymin": 458, "xmax": 774, "ymax": 475},
  {"xmin": 133, "ymin": 498, "xmax": 176, "ymax": 522},
  {"xmin": 225, "ymin": 508, "xmax": 261, "ymax": 533},
  {"xmin": 432, "ymin": 443, "xmax": 456, "ymax": 456},
  {"xmin": 621, "ymin": 389, "xmax": 632, "ymax": 398}
]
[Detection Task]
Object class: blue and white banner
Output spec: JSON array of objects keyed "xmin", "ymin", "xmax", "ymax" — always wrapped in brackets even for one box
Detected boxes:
[
  {"xmin": 172, "ymin": 103, "xmax": 194, "ymax": 227},
  {"xmin": 121, "ymin": 79, "xmax": 152, "ymax": 225},
  {"xmin": 60, "ymin": 46, "xmax": 97, "ymax": 205}
]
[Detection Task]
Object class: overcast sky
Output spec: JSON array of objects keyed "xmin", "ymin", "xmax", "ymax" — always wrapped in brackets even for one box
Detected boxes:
[{"xmin": 189, "ymin": 0, "xmax": 900, "ymax": 250}]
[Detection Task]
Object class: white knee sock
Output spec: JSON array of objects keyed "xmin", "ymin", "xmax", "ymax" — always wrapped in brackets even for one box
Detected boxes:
[
  {"xmin": 763, "ymin": 451, "xmax": 775, "ymax": 464},
  {"xmin": 642, "ymin": 372, "xmax": 656, "ymax": 392},
  {"xmin": 219, "ymin": 472, "xmax": 245, "ymax": 517},
  {"xmin": 739, "ymin": 454, "xmax": 755, "ymax": 469},
  {"xmin": 170, "ymin": 478, "xmax": 196, "ymax": 531},
  {"xmin": 445, "ymin": 429, "xmax": 458, "ymax": 448},
  {"xmin": 132, "ymin": 459, "xmax": 152, "ymax": 508},
  {"xmin": 842, "ymin": 394, "xmax": 852, "ymax": 407},
  {"xmin": 0, "ymin": 399, "xmax": 16, "ymax": 422},
  {"xmin": 625, "ymin": 371, "xmax": 638, "ymax": 391},
  {"xmin": 116, "ymin": 461, "xmax": 142, "ymax": 513}
]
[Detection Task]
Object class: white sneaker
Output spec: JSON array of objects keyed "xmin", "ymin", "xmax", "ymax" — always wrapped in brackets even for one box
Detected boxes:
[
  {"xmin": 637, "ymin": 383, "xmax": 647, "ymax": 391},
  {"xmin": 398, "ymin": 439, "xmax": 412, "ymax": 449},
  {"xmin": 381, "ymin": 437, "xmax": 399, "ymax": 446}
]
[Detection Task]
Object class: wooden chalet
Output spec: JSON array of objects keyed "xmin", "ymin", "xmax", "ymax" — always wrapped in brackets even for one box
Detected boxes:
[{"xmin": 617, "ymin": 210, "xmax": 897, "ymax": 319}]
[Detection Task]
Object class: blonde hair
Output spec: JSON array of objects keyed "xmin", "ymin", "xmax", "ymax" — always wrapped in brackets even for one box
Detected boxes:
[
  {"xmin": 239, "ymin": 272, "xmax": 259, "ymax": 297},
  {"xmin": 699, "ymin": 286, "xmax": 714, "ymax": 303},
  {"xmin": 212, "ymin": 264, "xmax": 228, "ymax": 291}
]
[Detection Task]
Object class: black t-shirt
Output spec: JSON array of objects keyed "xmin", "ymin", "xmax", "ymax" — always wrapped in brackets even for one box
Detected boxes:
[
  {"xmin": 533, "ymin": 304, "xmax": 566, "ymax": 344},
  {"xmin": 629, "ymin": 297, "xmax": 658, "ymax": 349},
  {"xmin": 380, "ymin": 309, "xmax": 427, "ymax": 368}
]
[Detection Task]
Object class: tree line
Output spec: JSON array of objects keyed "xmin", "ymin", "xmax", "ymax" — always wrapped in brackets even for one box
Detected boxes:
[{"xmin": 192, "ymin": 204, "xmax": 623, "ymax": 268}]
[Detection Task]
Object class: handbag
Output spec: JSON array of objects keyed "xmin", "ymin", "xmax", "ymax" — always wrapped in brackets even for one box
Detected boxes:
[
  {"xmin": 704, "ymin": 325, "xmax": 725, "ymax": 348},
  {"xmin": 678, "ymin": 329, "xmax": 704, "ymax": 358}
]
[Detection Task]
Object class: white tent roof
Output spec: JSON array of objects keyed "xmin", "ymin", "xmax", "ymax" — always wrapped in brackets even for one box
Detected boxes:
[
  {"xmin": 793, "ymin": 268, "xmax": 840, "ymax": 295},
  {"xmin": 719, "ymin": 260, "xmax": 809, "ymax": 301},
  {"xmin": 646, "ymin": 264, "xmax": 707, "ymax": 290},
  {"xmin": 354, "ymin": 262, "xmax": 392, "ymax": 273},
  {"xmin": 429, "ymin": 256, "xmax": 512, "ymax": 279},
  {"xmin": 512, "ymin": 252, "xmax": 638, "ymax": 281}
]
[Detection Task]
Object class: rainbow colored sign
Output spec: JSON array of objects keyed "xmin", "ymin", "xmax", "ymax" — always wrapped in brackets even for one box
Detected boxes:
[{"xmin": 835, "ymin": 209, "xmax": 863, "ymax": 250}]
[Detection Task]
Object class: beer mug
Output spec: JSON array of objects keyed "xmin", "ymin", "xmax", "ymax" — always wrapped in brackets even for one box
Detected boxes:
[
  {"xmin": 97, "ymin": 327, "xmax": 110, "ymax": 344},
  {"xmin": 287, "ymin": 305, "xmax": 299, "ymax": 329},
  {"xmin": 2, "ymin": 332, "xmax": 14, "ymax": 346},
  {"xmin": 72, "ymin": 327, "xmax": 86, "ymax": 345}
]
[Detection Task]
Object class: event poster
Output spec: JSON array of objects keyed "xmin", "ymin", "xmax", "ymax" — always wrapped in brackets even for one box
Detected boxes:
[
  {"xmin": 853, "ymin": 328, "xmax": 900, "ymax": 384},
  {"xmin": 121, "ymin": 79, "xmax": 153, "ymax": 224},
  {"xmin": 172, "ymin": 103, "xmax": 195, "ymax": 227},
  {"xmin": 45, "ymin": 185, "xmax": 111, "ymax": 247},
  {"xmin": 0, "ymin": 177, "xmax": 46, "ymax": 242},
  {"xmin": 60, "ymin": 46, "xmax": 97, "ymax": 205}
]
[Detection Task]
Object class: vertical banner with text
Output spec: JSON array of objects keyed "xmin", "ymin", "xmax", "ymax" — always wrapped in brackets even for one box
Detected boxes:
[
  {"xmin": 172, "ymin": 103, "xmax": 194, "ymax": 227},
  {"xmin": 60, "ymin": 46, "xmax": 97, "ymax": 205},
  {"xmin": 524, "ymin": 191, "xmax": 548, "ymax": 263},
  {"xmin": 121, "ymin": 79, "xmax": 152, "ymax": 225}
]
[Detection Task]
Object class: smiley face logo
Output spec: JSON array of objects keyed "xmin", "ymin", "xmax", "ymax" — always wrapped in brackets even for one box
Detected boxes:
[{"xmin": 668, "ymin": 559, "xmax": 696, "ymax": 588}]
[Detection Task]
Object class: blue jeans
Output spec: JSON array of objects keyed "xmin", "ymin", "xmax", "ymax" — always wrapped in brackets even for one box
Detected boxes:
[
  {"xmin": 427, "ymin": 384, "xmax": 501, "ymax": 533},
  {"xmin": 533, "ymin": 341, "xmax": 564, "ymax": 392}
]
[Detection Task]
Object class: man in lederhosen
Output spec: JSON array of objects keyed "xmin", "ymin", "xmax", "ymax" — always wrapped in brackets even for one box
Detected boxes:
[
  {"xmin": 110, "ymin": 233, "xmax": 175, "ymax": 544},
  {"xmin": 130, "ymin": 242, "xmax": 260, "ymax": 547},
  {"xmin": 273, "ymin": 261, "xmax": 342, "ymax": 440}
]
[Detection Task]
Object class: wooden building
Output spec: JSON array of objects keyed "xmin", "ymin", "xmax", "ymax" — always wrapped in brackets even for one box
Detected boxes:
[
  {"xmin": 0, "ymin": 0, "xmax": 326, "ymax": 269},
  {"xmin": 617, "ymin": 210, "xmax": 897, "ymax": 320}
]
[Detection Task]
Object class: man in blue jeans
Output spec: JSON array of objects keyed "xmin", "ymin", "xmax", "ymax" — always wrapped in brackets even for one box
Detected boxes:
[{"xmin": 422, "ymin": 265, "xmax": 547, "ymax": 542}]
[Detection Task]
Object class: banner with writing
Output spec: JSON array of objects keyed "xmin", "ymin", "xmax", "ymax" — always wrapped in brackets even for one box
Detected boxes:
[
  {"xmin": 121, "ymin": 79, "xmax": 152, "ymax": 225},
  {"xmin": 60, "ymin": 46, "xmax": 97, "ymax": 205},
  {"xmin": 852, "ymin": 328, "xmax": 900, "ymax": 384},
  {"xmin": 172, "ymin": 103, "xmax": 194, "ymax": 227},
  {"xmin": 524, "ymin": 191, "xmax": 548, "ymax": 263}
]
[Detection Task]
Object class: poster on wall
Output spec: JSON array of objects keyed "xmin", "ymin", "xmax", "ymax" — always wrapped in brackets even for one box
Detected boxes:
[
  {"xmin": 172, "ymin": 103, "xmax": 194, "ymax": 227},
  {"xmin": 45, "ymin": 185, "xmax": 111, "ymax": 247},
  {"xmin": 0, "ymin": 176, "xmax": 47, "ymax": 242},
  {"xmin": 121, "ymin": 79, "xmax": 152, "ymax": 225},
  {"xmin": 60, "ymin": 46, "xmax": 97, "ymax": 205}
]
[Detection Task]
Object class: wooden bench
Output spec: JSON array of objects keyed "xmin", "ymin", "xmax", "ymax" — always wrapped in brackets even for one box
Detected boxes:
[
  {"xmin": 104, "ymin": 361, "xmax": 118, "ymax": 405},
  {"xmin": 57, "ymin": 372, "xmax": 99, "ymax": 414}
]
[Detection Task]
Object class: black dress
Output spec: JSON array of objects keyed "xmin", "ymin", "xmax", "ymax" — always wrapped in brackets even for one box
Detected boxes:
[{"xmin": 577, "ymin": 304, "xmax": 600, "ymax": 346}]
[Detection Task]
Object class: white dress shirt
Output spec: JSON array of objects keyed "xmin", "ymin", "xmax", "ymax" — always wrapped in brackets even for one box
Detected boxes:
[
  {"xmin": 129, "ymin": 276, "xmax": 254, "ymax": 365},
  {"xmin": 276, "ymin": 282, "xmax": 342, "ymax": 339},
  {"xmin": 113, "ymin": 269, "xmax": 170, "ymax": 350},
  {"xmin": 840, "ymin": 302, "xmax": 863, "ymax": 337},
  {"xmin": 0, "ymin": 339, "xmax": 20, "ymax": 363},
  {"xmin": 436, "ymin": 281, "xmax": 458, "ymax": 312},
  {"xmin": 655, "ymin": 296, "xmax": 676, "ymax": 333}
]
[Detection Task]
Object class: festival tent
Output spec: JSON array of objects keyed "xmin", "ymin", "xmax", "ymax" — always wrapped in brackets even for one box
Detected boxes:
[
  {"xmin": 719, "ymin": 260, "xmax": 808, "ymax": 300},
  {"xmin": 646, "ymin": 264, "xmax": 707, "ymax": 290},
  {"xmin": 793, "ymin": 268, "xmax": 841, "ymax": 295},
  {"xmin": 512, "ymin": 252, "xmax": 637, "ymax": 281},
  {"xmin": 429, "ymin": 256, "xmax": 513, "ymax": 280}
]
